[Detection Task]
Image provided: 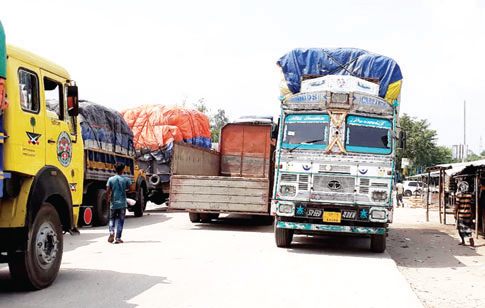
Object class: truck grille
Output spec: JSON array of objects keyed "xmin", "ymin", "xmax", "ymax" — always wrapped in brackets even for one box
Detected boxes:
[
  {"xmin": 298, "ymin": 174, "xmax": 309, "ymax": 190},
  {"xmin": 313, "ymin": 175, "xmax": 355, "ymax": 193},
  {"xmin": 280, "ymin": 173, "xmax": 297, "ymax": 182},
  {"xmin": 359, "ymin": 178, "xmax": 370, "ymax": 194},
  {"xmin": 371, "ymin": 182, "xmax": 388, "ymax": 189}
]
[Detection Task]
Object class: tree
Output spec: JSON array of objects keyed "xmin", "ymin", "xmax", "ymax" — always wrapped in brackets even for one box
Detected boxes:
[
  {"xmin": 466, "ymin": 151, "xmax": 481, "ymax": 162},
  {"xmin": 192, "ymin": 98, "xmax": 208, "ymax": 114},
  {"xmin": 397, "ymin": 114, "xmax": 452, "ymax": 175},
  {"xmin": 210, "ymin": 109, "xmax": 229, "ymax": 143},
  {"xmin": 191, "ymin": 99, "xmax": 228, "ymax": 143}
]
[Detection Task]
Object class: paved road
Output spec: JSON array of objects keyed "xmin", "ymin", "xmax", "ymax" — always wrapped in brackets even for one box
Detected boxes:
[{"xmin": 0, "ymin": 208, "xmax": 422, "ymax": 308}]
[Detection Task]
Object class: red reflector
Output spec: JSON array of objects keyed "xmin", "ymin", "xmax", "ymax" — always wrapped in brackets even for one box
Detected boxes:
[{"xmin": 84, "ymin": 207, "xmax": 93, "ymax": 225}]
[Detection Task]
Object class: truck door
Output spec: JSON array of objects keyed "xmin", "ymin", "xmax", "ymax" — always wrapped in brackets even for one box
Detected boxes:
[
  {"xmin": 8, "ymin": 66, "xmax": 46, "ymax": 174},
  {"xmin": 42, "ymin": 70, "xmax": 79, "ymax": 189}
]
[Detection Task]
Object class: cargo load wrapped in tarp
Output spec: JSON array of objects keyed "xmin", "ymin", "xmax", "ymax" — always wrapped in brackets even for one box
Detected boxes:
[
  {"xmin": 277, "ymin": 48, "xmax": 403, "ymax": 103},
  {"xmin": 121, "ymin": 105, "xmax": 211, "ymax": 164},
  {"xmin": 79, "ymin": 100, "xmax": 134, "ymax": 155}
]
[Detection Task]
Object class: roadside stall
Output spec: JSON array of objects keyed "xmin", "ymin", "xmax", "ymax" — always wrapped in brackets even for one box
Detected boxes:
[{"xmin": 427, "ymin": 159, "xmax": 485, "ymax": 238}]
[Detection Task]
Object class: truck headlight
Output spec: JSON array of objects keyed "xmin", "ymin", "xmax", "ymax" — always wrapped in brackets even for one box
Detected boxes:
[
  {"xmin": 369, "ymin": 208, "xmax": 388, "ymax": 222},
  {"xmin": 280, "ymin": 185, "xmax": 296, "ymax": 197},
  {"xmin": 277, "ymin": 202, "xmax": 295, "ymax": 216}
]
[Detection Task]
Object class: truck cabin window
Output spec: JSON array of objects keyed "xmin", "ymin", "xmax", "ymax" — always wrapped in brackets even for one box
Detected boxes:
[
  {"xmin": 18, "ymin": 69, "xmax": 40, "ymax": 113},
  {"xmin": 44, "ymin": 78, "xmax": 64, "ymax": 120},
  {"xmin": 345, "ymin": 116, "xmax": 392, "ymax": 154},
  {"xmin": 283, "ymin": 114, "xmax": 329, "ymax": 150}
]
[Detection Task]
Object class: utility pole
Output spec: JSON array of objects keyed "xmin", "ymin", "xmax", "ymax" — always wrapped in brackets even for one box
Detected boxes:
[{"xmin": 463, "ymin": 100, "xmax": 466, "ymax": 163}]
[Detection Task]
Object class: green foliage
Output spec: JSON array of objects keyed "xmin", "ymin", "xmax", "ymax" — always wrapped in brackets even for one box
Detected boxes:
[
  {"xmin": 397, "ymin": 114, "xmax": 453, "ymax": 175},
  {"xmin": 210, "ymin": 109, "xmax": 229, "ymax": 143},
  {"xmin": 466, "ymin": 151, "xmax": 482, "ymax": 162},
  {"xmin": 191, "ymin": 98, "xmax": 228, "ymax": 143}
]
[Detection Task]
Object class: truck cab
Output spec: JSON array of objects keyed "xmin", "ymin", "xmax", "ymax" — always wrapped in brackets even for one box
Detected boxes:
[{"xmin": 0, "ymin": 39, "xmax": 82, "ymax": 289}]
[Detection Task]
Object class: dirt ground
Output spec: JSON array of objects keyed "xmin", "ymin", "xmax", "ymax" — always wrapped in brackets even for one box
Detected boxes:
[{"xmin": 387, "ymin": 196, "xmax": 485, "ymax": 308}]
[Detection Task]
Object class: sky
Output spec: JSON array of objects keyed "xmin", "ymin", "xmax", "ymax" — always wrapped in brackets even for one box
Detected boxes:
[{"xmin": 1, "ymin": 0, "xmax": 484, "ymax": 153}]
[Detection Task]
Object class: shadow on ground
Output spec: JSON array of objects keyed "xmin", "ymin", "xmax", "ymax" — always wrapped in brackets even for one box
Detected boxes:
[
  {"xmin": 189, "ymin": 214, "xmax": 274, "ymax": 233},
  {"xmin": 283, "ymin": 233, "xmax": 388, "ymax": 258},
  {"xmin": 0, "ymin": 268, "xmax": 167, "ymax": 308},
  {"xmin": 67, "ymin": 212, "xmax": 171, "ymax": 253},
  {"xmin": 387, "ymin": 226, "xmax": 481, "ymax": 268}
]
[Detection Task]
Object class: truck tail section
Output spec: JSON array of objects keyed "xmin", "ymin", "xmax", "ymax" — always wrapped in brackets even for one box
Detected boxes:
[{"xmin": 169, "ymin": 120, "xmax": 276, "ymax": 224}]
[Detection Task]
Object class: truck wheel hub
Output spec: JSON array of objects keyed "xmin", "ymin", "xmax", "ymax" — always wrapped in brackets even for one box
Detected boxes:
[{"xmin": 35, "ymin": 222, "xmax": 58, "ymax": 269}]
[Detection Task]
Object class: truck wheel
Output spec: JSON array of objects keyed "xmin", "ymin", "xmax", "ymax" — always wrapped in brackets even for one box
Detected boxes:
[
  {"xmin": 275, "ymin": 224, "xmax": 293, "ymax": 247},
  {"xmin": 189, "ymin": 212, "xmax": 200, "ymax": 223},
  {"xmin": 370, "ymin": 234, "xmax": 386, "ymax": 253},
  {"xmin": 133, "ymin": 186, "xmax": 146, "ymax": 217},
  {"xmin": 404, "ymin": 190, "xmax": 412, "ymax": 197},
  {"xmin": 8, "ymin": 203, "xmax": 63, "ymax": 290},
  {"xmin": 93, "ymin": 189, "xmax": 109, "ymax": 226}
]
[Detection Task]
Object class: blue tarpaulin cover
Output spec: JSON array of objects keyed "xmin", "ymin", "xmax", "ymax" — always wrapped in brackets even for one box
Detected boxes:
[
  {"xmin": 277, "ymin": 48, "xmax": 402, "ymax": 99},
  {"xmin": 79, "ymin": 100, "xmax": 134, "ymax": 155}
]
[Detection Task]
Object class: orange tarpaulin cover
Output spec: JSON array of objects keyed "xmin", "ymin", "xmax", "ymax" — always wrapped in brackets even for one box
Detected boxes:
[{"xmin": 121, "ymin": 105, "xmax": 211, "ymax": 151}]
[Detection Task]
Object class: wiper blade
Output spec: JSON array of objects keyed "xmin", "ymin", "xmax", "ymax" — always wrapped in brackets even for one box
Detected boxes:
[{"xmin": 288, "ymin": 138, "xmax": 325, "ymax": 152}]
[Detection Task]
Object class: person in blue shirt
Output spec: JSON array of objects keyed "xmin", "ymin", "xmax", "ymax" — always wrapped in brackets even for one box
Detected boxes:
[{"xmin": 107, "ymin": 162, "xmax": 132, "ymax": 244}]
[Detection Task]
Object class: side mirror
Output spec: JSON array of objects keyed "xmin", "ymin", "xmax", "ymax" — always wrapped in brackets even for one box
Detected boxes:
[
  {"xmin": 67, "ymin": 85, "xmax": 79, "ymax": 116},
  {"xmin": 399, "ymin": 131, "xmax": 407, "ymax": 149},
  {"xmin": 272, "ymin": 117, "xmax": 280, "ymax": 140}
]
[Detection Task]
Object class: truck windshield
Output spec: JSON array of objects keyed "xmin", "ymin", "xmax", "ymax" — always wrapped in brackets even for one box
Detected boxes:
[
  {"xmin": 345, "ymin": 116, "xmax": 392, "ymax": 154},
  {"xmin": 282, "ymin": 114, "xmax": 329, "ymax": 150}
]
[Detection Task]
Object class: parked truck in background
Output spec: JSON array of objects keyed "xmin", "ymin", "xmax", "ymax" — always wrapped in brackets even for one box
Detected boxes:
[
  {"xmin": 121, "ymin": 105, "xmax": 212, "ymax": 206},
  {"xmin": 169, "ymin": 119, "xmax": 276, "ymax": 224},
  {"xmin": 0, "ymin": 21, "xmax": 82, "ymax": 289},
  {"xmin": 77, "ymin": 101, "xmax": 147, "ymax": 226},
  {"xmin": 273, "ymin": 48, "xmax": 404, "ymax": 252}
]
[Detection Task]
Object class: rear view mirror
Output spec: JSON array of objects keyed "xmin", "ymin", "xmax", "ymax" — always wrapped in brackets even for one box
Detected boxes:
[
  {"xmin": 67, "ymin": 85, "xmax": 79, "ymax": 116},
  {"xmin": 398, "ymin": 131, "xmax": 407, "ymax": 149}
]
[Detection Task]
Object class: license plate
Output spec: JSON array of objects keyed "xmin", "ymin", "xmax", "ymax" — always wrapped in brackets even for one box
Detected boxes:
[
  {"xmin": 342, "ymin": 210, "xmax": 356, "ymax": 220},
  {"xmin": 323, "ymin": 212, "xmax": 341, "ymax": 223}
]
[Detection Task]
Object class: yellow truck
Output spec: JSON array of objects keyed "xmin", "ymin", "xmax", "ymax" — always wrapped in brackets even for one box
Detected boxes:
[{"xmin": 0, "ymin": 22, "xmax": 82, "ymax": 289}]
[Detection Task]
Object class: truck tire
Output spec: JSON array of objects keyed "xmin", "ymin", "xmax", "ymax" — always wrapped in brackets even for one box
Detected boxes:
[
  {"xmin": 275, "ymin": 224, "xmax": 293, "ymax": 247},
  {"xmin": 133, "ymin": 186, "xmax": 146, "ymax": 217},
  {"xmin": 93, "ymin": 188, "xmax": 109, "ymax": 226},
  {"xmin": 8, "ymin": 203, "xmax": 63, "ymax": 290},
  {"xmin": 189, "ymin": 212, "xmax": 200, "ymax": 223},
  {"xmin": 370, "ymin": 234, "xmax": 386, "ymax": 253},
  {"xmin": 404, "ymin": 190, "xmax": 412, "ymax": 197}
]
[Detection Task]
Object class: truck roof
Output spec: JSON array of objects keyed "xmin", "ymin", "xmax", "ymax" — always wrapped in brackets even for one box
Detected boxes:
[
  {"xmin": 277, "ymin": 48, "xmax": 402, "ymax": 102},
  {"xmin": 7, "ymin": 44, "xmax": 71, "ymax": 80}
]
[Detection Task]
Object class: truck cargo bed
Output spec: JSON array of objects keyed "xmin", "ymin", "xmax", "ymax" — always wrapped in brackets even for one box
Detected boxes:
[{"xmin": 170, "ymin": 175, "xmax": 269, "ymax": 213}]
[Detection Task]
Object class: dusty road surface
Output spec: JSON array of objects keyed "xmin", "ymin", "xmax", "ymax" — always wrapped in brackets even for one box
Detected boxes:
[
  {"xmin": 0, "ymin": 206, "xmax": 421, "ymax": 308},
  {"xmin": 388, "ymin": 203, "xmax": 485, "ymax": 308}
]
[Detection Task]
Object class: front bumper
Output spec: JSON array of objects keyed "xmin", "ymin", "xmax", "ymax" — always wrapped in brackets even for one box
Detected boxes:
[{"xmin": 277, "ymin": 221, "xmax": 386, "ymax": 235}]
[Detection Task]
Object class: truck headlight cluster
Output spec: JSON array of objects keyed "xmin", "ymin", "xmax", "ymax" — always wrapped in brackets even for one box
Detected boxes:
[
  {"xmin": 277, "ymin": 202, "xmax": 295, "ymax": 216},
  {"xmin": 279, "ymin": 185, "xmax": 296, "ymax": 197},
  {"xmin": 369, "ymin": 208, "xmax": 388, "ymax": 222},
  {"xmin": 371, "ymin": 191, "xmax": 388, "ymax": 202}
]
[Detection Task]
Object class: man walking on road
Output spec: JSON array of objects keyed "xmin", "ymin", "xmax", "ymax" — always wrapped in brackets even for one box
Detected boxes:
[
  {"xmin": 107, "ymin": 162, "xmax": 132, "ymax": 244},
  {"xmin": 396, "ymin": 181, "xmax": 404, "ymax": 207}
]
